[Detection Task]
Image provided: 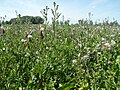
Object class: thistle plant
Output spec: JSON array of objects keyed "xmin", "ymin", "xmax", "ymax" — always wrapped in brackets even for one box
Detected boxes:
[
  {"xmin": 51, "ymin": 2, "xmax": 61, "ymax": 38},
  {"xmin": 40, "ymin": 6, "xmax": 49, "ymax": 38},
  {"xmin": 1, "ymin": 2, "xmax": 120, "ymax": 90},
  {"xmin": 0, "ymin": 15, "xmax": 6, "ymax": 25}
]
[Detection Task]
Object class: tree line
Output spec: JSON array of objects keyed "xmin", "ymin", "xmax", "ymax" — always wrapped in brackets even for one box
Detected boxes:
[{"xmin": 3, "ymin": 15, "xmax": 44, "ymax": 24}]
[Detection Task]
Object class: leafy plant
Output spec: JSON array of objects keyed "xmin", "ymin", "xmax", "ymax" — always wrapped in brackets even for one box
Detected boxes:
[{"xmin": 0, "ymin": 2, "xmax": 120, "ymax": 90}]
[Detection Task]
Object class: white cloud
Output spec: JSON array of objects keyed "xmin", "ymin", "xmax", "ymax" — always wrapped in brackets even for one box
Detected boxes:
[
  {"xmin": 91, "ymin": 0, "xmax": 108, "ymax": 5},
  {"xmin": 90, "ymin": 0, "xmax": 108, "ymax": 9},
  {"xmin": 92, "ymin": 5, "xmax": 96, "ymax": 9}
]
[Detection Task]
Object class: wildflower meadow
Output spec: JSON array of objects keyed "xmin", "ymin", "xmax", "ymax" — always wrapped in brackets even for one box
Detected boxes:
[{"xmin": 0, "ymin": 2, "xmax": 120, "ymax": 90}]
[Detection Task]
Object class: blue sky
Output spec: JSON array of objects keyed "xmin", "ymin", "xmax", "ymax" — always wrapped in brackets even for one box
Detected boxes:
[{"xmin": 0, "ymin": 0, "xmax": 120, "ymax": 23}]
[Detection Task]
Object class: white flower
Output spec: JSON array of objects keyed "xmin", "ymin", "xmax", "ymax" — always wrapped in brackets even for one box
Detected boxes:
[
  {"xmin": 36, "ymin": 51, "xmax": 39, "ymax": 54},
  {"xmin": 19, "ymin": 87, "xmax": 22, "ymax": 90},
  {"xmin": 98, "ymin": 52, "xmax": 101, "ymax": 55},
  {"xmin": 19, "ymin": 30, "xmax": 22, "ymax": 32},
  {"xmin": 0, "ymin": 26, "xmax": 4, "ymax": 29},
  {"xmin": 78, "ymin": 53, "xmax": 80, "ymax": 57},
  {"xmin": 116, "ymin": 55, "xmax": 120, "ymax": 64},
  {"xmin": 21, "ymin": 39, "xmax": 26, "ymax": 43},
  {"xmin": 51, "ymin": 30, "xmax": 54, "ymax": 33},
  {"xmin": 101, "ymin": 27, "xmax": 104, "ymax": 30},
  {"xmin": 27, "ymin": 35, "xmax": 32, "ymax": 39},
  {"xmin": 40, "ymin": 27, "xmax": 44, "ymax": 31},
  {"xmin": 72, "ymin": 59, "xmax": 77, "ymax": 63},
  {"xmin": 78, "ymin": 43, "xmax": 82, "ymax": 48},
  {"xmin": 111, "ymin": 34, "xmax": 115, "ymax": 37},
  {"xmin": 39, "ymin": 24, "xmax": 42, "ymax": 28},
  {"xmin": 25, "ymin": 52, "xmax": 30, "ymax": 57},
  {"xmin": 46, "ymin": 47, "xmax": 49, "ymax": 49},
  {"xmin": 102, "ymin": 38, "xmax": 105, "ymax": 41},
  {"xmin": 111, "ymin": 40, "xmax": 116, "ymax": 45},
  {"xmin": 59, "ymin": 83, "xmax": 62, "ymax": 87},
  {"xmin": 96, "ymin": 44, "xmax": 100, "ymax": 49},
  {"xmin": 81, "ymin": 55, "xmax": 89, "ymax": 60},
  {"xmin": 3, "ymin": 48, "xmax": 5, "ymax": 51},
  {"xmin": 104, "ymin": 42, "xmax": 111, "ymax": 50},
  {"xmin": 104, "ymin": 43, "xmax": 111, "ymax": 47},
  {"xmin": 106, "ymin": 35, "xmax": 109, "ymax": 37}
]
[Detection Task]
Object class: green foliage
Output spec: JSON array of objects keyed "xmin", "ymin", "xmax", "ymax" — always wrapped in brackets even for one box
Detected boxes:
[
  {"xmin": 51, "ymin": 2, "xmax": 61, "ymax": 37},
  {"xmin": 5, "ymin": 16, "xmax": 44, "ymax": 24},
  {"xmin": 40, "ymin": 6, "xmax": 49, "ymax": 38},
  {"xmin": 0, "ymin": 2, "xmax": 120, "ymax": 90}
]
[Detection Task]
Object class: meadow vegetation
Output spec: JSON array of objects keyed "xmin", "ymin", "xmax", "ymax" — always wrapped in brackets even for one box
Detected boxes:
[{"xmin": 0, "ymin": 2, "xmax": 120, "ymax": 90}]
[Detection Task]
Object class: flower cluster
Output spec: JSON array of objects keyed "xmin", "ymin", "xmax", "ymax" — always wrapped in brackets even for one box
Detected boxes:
[{"xmin": 94, "ymin": 37, "xmax": 116, "ymax": 52}]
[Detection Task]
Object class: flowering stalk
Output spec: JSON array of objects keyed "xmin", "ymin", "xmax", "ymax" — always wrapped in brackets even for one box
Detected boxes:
[
  {"xmin": 51, "ymin": 2, "xmax": 61, "ymax": 38},
  {"xmin": 40, "ymin": 6, "xmax": 49, "ymax": 39}
]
